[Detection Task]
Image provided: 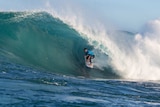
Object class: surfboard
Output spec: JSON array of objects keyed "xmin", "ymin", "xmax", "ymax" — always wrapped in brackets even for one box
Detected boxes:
[{"xmin": 85, "ymin": 58, "xmax": 93, "ymax": 68}]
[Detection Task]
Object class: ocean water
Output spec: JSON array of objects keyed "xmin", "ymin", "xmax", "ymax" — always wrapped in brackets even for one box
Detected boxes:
[
  {"xmin": 0, "ymin": 11, "xmax": 160, "ymax": 107},
  {"xmin": 1, "ymin": 56, "xmax": 160, "ymax": 107}
]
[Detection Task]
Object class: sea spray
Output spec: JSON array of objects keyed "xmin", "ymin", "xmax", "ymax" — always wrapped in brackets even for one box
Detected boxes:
[
  {"xmin": 45, "ymin": 4, "xmax": 160, "ymax": 80},
  {"xmin": 1, "ymin": 0, "xmax": 160, "ymax": 80}
]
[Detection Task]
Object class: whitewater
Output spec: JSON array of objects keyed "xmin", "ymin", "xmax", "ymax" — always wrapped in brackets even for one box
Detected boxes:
[
  {"xmin": 0, "ymin": 1, "xmax": 160, "ymax": 106},
  {"xmin": 46, "ymin": 8, "xmax": 160, "ymax": 80}
]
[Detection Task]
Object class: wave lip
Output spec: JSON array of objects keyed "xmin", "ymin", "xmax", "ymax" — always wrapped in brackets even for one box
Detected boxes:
[{"xmin": 0, "ymin": 11, "xmax": 118, "ymax": 79}]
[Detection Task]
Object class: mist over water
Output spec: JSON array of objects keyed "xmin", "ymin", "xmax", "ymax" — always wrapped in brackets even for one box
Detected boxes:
[
  {"xmin": 1, "ymin": 1, "xmax": 160, "ymax": 80},
  {"xmin": 1, "ymin": 1, "xmax": 160, "ymax": 107},
  {"xmin": 45, "ymin": 3, "xmax": 160, "ymax": 80}
]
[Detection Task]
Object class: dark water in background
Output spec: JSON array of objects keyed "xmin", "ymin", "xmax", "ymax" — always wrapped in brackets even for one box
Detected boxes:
[{"xmin": 0, "ymin": 12, "xmax": 160, "ymax": 106}]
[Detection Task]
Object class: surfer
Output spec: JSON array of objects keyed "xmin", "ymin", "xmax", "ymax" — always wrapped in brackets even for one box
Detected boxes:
[{"xmin": 84, "ymin": 48, "xmax": 95, "ymax": 64}]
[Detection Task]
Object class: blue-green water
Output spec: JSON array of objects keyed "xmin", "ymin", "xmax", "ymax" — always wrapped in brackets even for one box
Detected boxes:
[
  {"xmin": 0, "ymin": 12, "xmax": 160, "ymax": 106},
  {"xmin": 1, "ymin": 57, "xmax": 160, "ymax": 106}
]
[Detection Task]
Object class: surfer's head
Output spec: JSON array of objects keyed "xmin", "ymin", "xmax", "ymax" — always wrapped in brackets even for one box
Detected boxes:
[{"xmin": 84, "ymin": 48, "xmax": 88, "ymax": 52}]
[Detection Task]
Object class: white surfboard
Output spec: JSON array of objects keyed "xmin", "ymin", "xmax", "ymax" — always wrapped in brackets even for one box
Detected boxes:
[{"xmin": 85, "ymin": 58, "xmax": 93, "ymax": 68}]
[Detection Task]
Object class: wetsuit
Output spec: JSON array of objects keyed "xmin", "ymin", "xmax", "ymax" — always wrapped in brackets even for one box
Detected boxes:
[{"xmin": 85, "ymin": 50, "xmax": 95, "ymax": 62}]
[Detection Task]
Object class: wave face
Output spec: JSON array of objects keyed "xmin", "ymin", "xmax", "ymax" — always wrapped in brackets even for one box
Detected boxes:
[
  {"xmin": 1, "ymin": 11, "xmax": 160, "ymax": 80},
  {"xmin": 48, "ymin": 8, "xmax": 160, "ymax": 81},
  {"xmin": 0, "ymin": 12, "xmax": 117, "ymax": 78}
]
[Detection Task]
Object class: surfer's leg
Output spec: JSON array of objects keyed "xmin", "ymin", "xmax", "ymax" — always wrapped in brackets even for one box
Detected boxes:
[
  {"xmin": 86, "ymin": 55, "xmax": 90, "ymax": 62},
  {"xmin": 89, "ymin": 56, "xmax": 92, "ymax": 63}
]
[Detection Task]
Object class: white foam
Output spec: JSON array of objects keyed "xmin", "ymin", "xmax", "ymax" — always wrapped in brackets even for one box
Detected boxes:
[
  {"xmin": 2, "ymin": 0, "xmax": 160, "ymax": 80},
  {"xmin": 45, "ymin": 4, "xmax": 160, "ymax": 80}
]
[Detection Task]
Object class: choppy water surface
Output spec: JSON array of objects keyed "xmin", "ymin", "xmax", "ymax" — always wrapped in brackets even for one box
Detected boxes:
[{"xmin": 0, "ymin": 57, "xmax": 160, "ymax": 107}]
